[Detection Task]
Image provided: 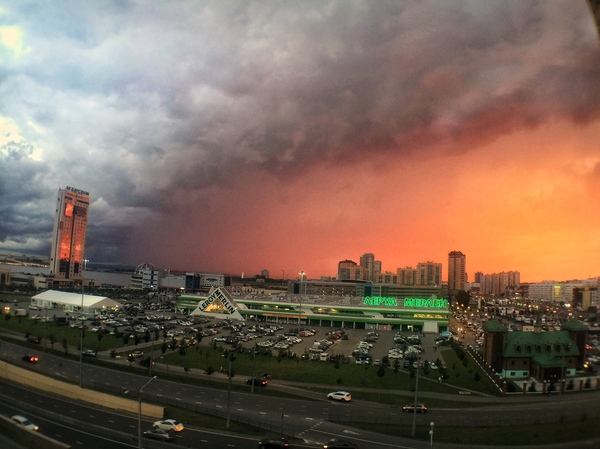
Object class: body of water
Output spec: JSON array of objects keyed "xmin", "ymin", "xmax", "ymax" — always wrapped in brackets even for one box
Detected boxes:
[{"xmin": 0, "ymin": 264, "xmax": 132, "ymax": 287}]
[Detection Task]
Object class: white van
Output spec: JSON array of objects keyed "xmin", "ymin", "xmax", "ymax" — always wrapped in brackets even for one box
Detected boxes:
[{"xmin": 319, "ymin": 352, "xmax": 328, "ymax": 361}]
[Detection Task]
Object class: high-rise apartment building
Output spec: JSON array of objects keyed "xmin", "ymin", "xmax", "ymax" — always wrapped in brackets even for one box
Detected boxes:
[
  {"xmin": 49, "ymin": 186, "xmax": 90, "ymax": 280},
  {"xmin": 360, "ymin": 253, "xmax": 381, "ymax": 282},
  {"xmin": 397, "ymin": 266, "xmax": 418, "ymax": 285},
  {"xmin": 337, "ymin": 259, "xmax": 369, "ymax": 281},
  {"xmin": 477, "ymin": 271, "xmax": 521, "ymax": 296},
  {"xmin": 448, "ymin": 250, "xmax": 466, "ymax": 296},
  {"xmin": 416, "ymin": 261, "xmax": 442, "ymax": 286}
]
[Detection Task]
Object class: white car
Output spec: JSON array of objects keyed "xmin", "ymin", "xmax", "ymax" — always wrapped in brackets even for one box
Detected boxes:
[
  {"xmin": 153, "ymin": 419, "xmax": 184, "ymax": 432},
  {"xmin": 327, "ymin": 391, "xmax": 352, "ymax": 402},
  {"xmin": 12, "ymin": 415, "xmax": 39, "ymax": 431}
]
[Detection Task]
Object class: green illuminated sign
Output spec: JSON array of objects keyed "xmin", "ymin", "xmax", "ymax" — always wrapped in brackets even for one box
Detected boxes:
[
  {"xmin": 404, "ymin": 298, "xmax": 448, "ymax": 309},
  {"xmin": 363, "ymin": 296, "xmax": 398, "ymax": 306},
  {"xmin": 363, "ymin": 296, "xmax": 448, "ymax": 309}
]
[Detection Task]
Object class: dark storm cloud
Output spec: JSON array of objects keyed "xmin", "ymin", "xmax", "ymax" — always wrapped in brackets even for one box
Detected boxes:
[
  {"xmin": 1, "ymin": 0, "xmax": 599, "ymax": 264},
  {"xmin": 0, "ymin": 140, "xmax": 52, "ymax": 251}
]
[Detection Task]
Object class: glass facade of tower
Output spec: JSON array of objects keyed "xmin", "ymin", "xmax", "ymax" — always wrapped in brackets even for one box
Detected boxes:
[{"xmin": 50, "ymin": 187, "xmax": 90, "ymax": 280}]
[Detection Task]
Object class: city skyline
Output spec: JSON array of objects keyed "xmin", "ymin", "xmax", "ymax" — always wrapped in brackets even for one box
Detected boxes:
[{"xmin": 1, "ymin": 2, "xmax": 600, "ymax": 283}]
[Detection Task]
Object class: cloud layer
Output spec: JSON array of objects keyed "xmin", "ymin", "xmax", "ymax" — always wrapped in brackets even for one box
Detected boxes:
[{"xmin": 1, "ymin": 1, "xmax": 600, "ymax": 281}]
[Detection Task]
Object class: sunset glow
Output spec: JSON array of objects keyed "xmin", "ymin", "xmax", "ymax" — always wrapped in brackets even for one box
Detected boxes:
[{"xmin": 0, "ymin": 1, "xmax": 599, "ymax": 282}]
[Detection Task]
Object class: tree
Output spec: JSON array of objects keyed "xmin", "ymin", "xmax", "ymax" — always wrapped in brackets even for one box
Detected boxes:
[
  {"xmin": 376, "ymin": 364, "xmax": 386, "ymax": 379},
  {"xmin": 62, "ymin": 337, "xmax": 69, "ymax": 355},
  {"xmin": 205, "ymin": 366, "xmax": 215, "ymax": 377},
  {"xmin": 48, "ymin": 333, "xmax": 56, "ymax": 349},
  {"xmin": 454, "ymin": 290, "xmax": 471, "ymax": 308}
]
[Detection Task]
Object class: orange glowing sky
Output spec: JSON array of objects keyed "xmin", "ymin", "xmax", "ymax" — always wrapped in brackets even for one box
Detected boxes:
[
  {"xmin": 1, "ymin": 1, "xmax": 599, "ymax": 283},
  {"xmin": 136, "ymin": 118, "xmax": 600, "ymax": 282}
]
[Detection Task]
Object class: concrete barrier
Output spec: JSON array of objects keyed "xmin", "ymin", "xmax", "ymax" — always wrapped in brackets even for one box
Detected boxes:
[{"xmin": 0, "ymin": 361, "xmax": 163, "ymax": 418}]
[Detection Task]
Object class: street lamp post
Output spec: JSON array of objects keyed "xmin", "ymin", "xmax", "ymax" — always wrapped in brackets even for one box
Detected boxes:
[
  {"xmin": 138, "ymin": 376, "xmax": 157, "ymax": 449},
  {"xmin": 79, "ymin": 259, "xmax": 88, "ymax": 388},
  {"xmin": 226, "ymin": 354, "xmax": 233, "ymax": 428},
  {"xmin": 429, "ymin": 421, "xmax": 434, "ymax": 448},
  {"xmin": 298, "ymin": 271, "xmax": 305, "ymax": 326},
  {"xmin": 411, "ymin": 355, "xmax": 420, "ymax": 436}
]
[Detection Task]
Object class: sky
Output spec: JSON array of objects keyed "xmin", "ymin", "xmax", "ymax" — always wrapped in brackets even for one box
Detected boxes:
[{"xmin": 1, "ymin": 1, "xmax": 599, "ymax": 283}]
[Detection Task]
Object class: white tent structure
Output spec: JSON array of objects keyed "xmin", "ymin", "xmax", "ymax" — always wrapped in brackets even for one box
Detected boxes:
[{"xmin": 31, "ymin": 290, "xmax": 121, "ymax": 315}]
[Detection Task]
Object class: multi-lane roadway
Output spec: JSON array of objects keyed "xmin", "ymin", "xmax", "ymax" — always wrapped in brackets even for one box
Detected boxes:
[{"xmin": 1, "ymin": 333, "xmax": 600, "ymax": 449}]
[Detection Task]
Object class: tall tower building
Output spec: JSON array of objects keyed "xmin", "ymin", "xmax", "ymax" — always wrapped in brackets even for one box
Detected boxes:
[
  {"xmin": 448, "ymin": 250, "xmax": 466, "ymax": 296},
  {"xmin": 49, "ymin": 186, "xmax": 90, "ymax": 280}
]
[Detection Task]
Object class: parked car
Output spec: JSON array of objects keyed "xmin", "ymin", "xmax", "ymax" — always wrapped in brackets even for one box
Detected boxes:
[
  {"xmin": 323, "ymin": 439, "xmax": 358, "ymax": 448},
  {"xmin": 258, "ymin": 437, "xmax": 289, "ymax": 448},
  {"xmin": 327, "ymin": 391, "xmax": 351, "ymax": 402},
  {"xmin": 153, "ymin": 419, "xmax": 184, "ymax": 432},
  {"xmin": 81, "ymin": 349, "xmax": 97, "ymax": 357},
  {"xmin": 143, "ymin": 428, "xmax": 175, "ymax": 441},
  {"xmin": 402, "ymin": 403, "xmax": 428, "ymax": 413},
  {"xmin": 27, "ymin": 336, "xmax": 40, "ymax": 344},
  {"xmin": 246, "ymin": 378, "xmax": 268, "ymax": 386},
  {"xmin": 12, "ymin": 415, "xmax": 39, "ymax": 431}
]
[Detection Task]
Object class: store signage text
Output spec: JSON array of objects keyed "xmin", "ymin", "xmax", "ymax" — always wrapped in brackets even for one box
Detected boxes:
[
  {"xmin": 404, "ymin": 298, "xmax": 448, "ymax": 309},
  {"xmin": 363, "ymin": 296, "xmax": 398, "ymax": 307}
]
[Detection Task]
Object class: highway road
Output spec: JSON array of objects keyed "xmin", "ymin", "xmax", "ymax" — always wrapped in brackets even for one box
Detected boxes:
[{"xmin": 2, "ymin": 337, "xmax": 600, "ymax": 449}]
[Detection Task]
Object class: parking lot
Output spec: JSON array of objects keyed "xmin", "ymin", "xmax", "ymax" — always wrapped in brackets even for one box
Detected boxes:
[{"xmin": 11, "ymin": 297, "xmax": 451, "ymax": 369}]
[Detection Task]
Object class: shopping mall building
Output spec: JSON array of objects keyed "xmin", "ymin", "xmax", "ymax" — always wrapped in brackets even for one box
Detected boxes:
[{"xmin": 179, "ymin": 280, "xmax": 451, "ymax": 333}]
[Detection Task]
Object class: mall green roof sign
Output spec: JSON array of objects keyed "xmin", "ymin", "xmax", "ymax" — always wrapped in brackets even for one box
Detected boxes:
[
  {"xmin": 404, "ymin": 297, "xmax": 448, "ymax": 309},
  {"xmin": 363, "ymin": 296, "xmax": 397, "ymax": 306},
  {"xmin": 363, "ymin": 296, "xmax": 448, "ymax": 309}
]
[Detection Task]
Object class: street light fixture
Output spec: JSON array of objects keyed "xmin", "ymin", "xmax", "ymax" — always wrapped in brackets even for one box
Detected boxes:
[
  {"xmin": 298, "ymin": 271, "xmax": 306, "ymax": 326},
  {"xmin": 429, "ymin": 421, "xmax": 434, "ymax": 448},
  {"xmin": 138, "ymin": 376, "xmax": 157, "ymax": 449}
]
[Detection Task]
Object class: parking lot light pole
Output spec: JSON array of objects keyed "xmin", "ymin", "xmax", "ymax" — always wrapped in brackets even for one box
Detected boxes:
[{"xmin": 138, "ymin": 376, "xmax": 157, "ymax": 449}]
